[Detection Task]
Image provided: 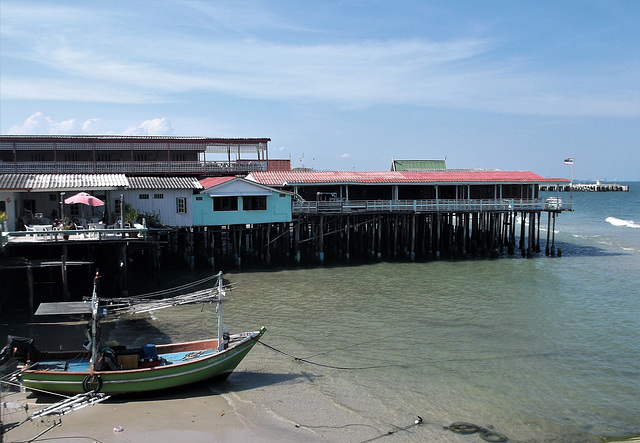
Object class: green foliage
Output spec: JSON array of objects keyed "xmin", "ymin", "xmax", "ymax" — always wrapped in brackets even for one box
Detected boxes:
[
  {"xmin": 139, "ymin": 211, "xmax": 162, "ymax": 227},
  {"xmin": 0, "ymin": 211, "xmax": 7, "ymax": 223},
  {"xmin": 123, "ymin": 203, "xmax": 139, "ymax": 225}
]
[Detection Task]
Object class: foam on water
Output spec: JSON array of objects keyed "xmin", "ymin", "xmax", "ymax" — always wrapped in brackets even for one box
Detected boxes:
[{"xmin": 606, "ymin": 216, "xmax": 640, "ymax": 228}]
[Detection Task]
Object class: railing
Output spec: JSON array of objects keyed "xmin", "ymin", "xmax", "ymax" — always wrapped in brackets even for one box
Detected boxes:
[
  {"xmin": 0, "ymin": 160, "xmax": 268, "ymax": 174},
  {"xmin": 1, "ymin": 227, "xmax": 148, "ymax": 247},
  {"xmin": 294, "ymin": 197, "xmax": 572, "ymax": 214}
]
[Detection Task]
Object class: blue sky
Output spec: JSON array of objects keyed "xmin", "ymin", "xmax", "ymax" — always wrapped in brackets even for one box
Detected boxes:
[{"xmin": 1, "ymin": 0, "xmax": 638, "ymax": 181}]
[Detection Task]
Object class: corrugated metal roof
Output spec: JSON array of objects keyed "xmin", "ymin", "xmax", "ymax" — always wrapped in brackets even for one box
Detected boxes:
[
  {"xmin": 248, "ymin": 170, "xmax": 570, "ymax": 186},
  {"xmin": 0, "ymin": 174, "xmax": 129, "ymax": 190},
  {"xmin": 0, "ymin": 174, "xmax": 32, "ymax": 190},
  {"xmin": 128, "ymin": 176, "xmax": 203, "ymax": 190},
  {"xmin": 0, "ymin": 135, "xmax": 270, "ymax": 143},
  {"xmin": 392, "ymin": 160, "xmax": 447, "ymax": 171}
]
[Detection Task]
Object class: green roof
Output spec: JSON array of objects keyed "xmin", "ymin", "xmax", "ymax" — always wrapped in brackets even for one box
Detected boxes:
[{"xmin": 391, "ymin": 159, "xmax": 447, "ymax": 171}]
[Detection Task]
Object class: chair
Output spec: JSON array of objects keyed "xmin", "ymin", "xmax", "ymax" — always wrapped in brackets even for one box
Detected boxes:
[{"xmin": 25, "ymin": 225, "xmax": 36, "ymax": 238}]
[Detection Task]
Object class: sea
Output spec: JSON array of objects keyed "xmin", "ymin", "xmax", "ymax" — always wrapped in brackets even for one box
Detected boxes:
[{"xmin": 113, "ymin": 183, "xmax": 639, "ymax": 442}]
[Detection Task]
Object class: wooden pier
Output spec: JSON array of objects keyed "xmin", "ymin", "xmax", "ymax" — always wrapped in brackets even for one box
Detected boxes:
[
  {"xmin": 1, "ymin": 197, "xmax": 570, "ymax": 312},
  {"xmin": 540, "ymin": 182, "xmax": 629, "ymax": 192},
  {"xmin": 180, "ymin": 197, "xmax": 568, "ymax": 269}
]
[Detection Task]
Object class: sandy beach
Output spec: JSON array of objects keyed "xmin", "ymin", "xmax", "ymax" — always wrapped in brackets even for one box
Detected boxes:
[{"xmin": 0, "ymin": 316, "xmax": 302, "ymax": 443}]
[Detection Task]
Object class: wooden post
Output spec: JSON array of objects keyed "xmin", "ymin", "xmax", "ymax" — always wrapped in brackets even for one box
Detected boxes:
[
  {"xmin": 319, "ymin": 215, "xmax": 324, "ymax": 263},
  {"xmin": 520, "ymin": 212, "xmax": 526, "ymax": 256},
  {"xmin": 295, "ymin": 221, "xmax": 301, "ymax": 264},
  {"xmin": 345, "ymin": 216, "xmax": 350, "ymax": 260},
  {"xmin": 377, "ymin": 216, "xmax": 382, "ymax": 261},
  {"xmin": 410, "ymin": 214, "xmax": 416, "ymax": 261},
  {"xmin": 27, "ymin": 265, "xmax": 34, "ymax": 316},
  {"xmin": 393, "ymin": 215, "xmax": 399, "ymax": 258},
  {"xmin": 61, "ymin": 254, "xmax": 69, "ymax": 301},
  {"xmin": 545, "ymin": 212, "xmax": 551, "ymax": 256},
  {"xmin": 120, "ymin": 242, "xmax": 128, "ymax": 297},
  {"xmin": 536, "ymin": 212, "xmax": 541, "ymax": 253},
  {"xmin": 266, "ymin": 223, "xmax": 271, "ymax": 265},
  {"xmin": 551, "ymin": 212, "xmax": 556, "ymax": 257}
]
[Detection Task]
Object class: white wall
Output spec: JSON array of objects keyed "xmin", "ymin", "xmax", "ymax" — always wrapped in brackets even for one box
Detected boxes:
[{"xmin": 117, "ymin": 189, "xmax": 194, "ymax": 227}]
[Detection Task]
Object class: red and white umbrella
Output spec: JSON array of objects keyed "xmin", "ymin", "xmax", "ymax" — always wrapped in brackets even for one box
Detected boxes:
[{"xmin": 64, "ymin": 192, "xmax": 104, "ymax": 207}]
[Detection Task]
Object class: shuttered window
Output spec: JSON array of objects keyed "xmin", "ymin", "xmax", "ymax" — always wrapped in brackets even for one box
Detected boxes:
[{"xmin": 176, "ymin": 197, "xmax": 187, "ymax": 213}]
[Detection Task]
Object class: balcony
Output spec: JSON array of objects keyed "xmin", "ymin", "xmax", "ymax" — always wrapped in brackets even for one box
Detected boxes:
[{"xmin": 0, "ymin": 160, "xmax": 268, "ymax": 175}]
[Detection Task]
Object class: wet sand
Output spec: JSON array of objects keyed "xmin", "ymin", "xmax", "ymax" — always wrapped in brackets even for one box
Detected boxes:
[{"xmin": 0, "ymin": 316, "xmax": 300, "ymax": 443}]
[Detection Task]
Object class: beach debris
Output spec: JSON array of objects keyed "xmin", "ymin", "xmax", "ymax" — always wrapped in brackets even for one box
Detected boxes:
[
  {"xmin": 448, "ymin": 422, "xmax": 508, "ymax": 442},
  {"xmin": 114, "ymin": 425, "xmax": 124, "ymax": 432}
]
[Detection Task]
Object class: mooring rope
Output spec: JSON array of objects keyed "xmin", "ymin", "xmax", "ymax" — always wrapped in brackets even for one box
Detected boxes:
[{"xmin": 256, "ymin": 340, "xmax": 400, "ymax": 370}]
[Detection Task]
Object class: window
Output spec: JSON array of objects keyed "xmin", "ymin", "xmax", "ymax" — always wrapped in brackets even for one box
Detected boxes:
[
  {"xmin": 139, "ymin": 194, "xmax": 150, "ymax": 200},
  {"xmin": 134, "ymin": 153, "xmax": 147, "ymax": 161},
  {"xmin": 177, "ymin": 197, "xmax": 187, "ymax": 214},
  {"xmin": 243, "ymin": 196, "xmax": 267, "ymax": 211},
  {"xmin": 154, "ymin": 194, "xmax": 164, "ymax": 199},
  {"xmin": 213, "ymin": 196, "xmax": 238, "ymax": 212},
  {"xmin": 195, "ymin": 196, "xmax": 203, "ymax": 201}
]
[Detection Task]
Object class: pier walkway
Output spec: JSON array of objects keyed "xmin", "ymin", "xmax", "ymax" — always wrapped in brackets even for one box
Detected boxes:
[
  {"xmin": 541, "ymin": 183, "xmax": 629, "ymax": 192},
  {"xmin": 1, "ymin": 227, "xmax": 148, "ymax": 247},
  {"xmin": 294, "ymin": 197, "xmax": 571, "ymax": 214}
]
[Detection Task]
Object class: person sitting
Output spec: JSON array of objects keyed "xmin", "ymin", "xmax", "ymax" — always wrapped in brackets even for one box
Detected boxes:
[{"xmin": 95, "ymin": 344, "xmax": 121, "ymax": 371}]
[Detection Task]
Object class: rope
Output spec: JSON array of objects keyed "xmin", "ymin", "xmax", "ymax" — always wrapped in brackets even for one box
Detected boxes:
[
  {"xmin": 95, "ymin": 274, "xmax": 221, "ymax": 303},
  {"xmin": 256, "ymin": 340, "xmax": 400, "ymax": 370}
]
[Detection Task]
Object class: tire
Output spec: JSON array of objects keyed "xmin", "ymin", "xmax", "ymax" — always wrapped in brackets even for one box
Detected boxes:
[{"xmin": 82, "ymin": 374, "xmax": 103, "ymax": 392}]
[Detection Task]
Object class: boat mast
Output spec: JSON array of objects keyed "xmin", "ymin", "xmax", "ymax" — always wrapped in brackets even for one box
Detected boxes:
[{"xmin": 217, "ymin": 271, "xmax": 224, "ymax": 351}]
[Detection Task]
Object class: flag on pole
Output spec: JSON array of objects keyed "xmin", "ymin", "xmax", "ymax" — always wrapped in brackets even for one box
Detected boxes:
[{"xmin": 564, "ymin": 157, "xmax": 574, "ymax": 165}]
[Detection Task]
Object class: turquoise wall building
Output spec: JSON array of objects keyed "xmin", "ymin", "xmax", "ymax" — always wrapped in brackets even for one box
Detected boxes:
[{"xmin": 193, "ymin": 177, "xmax": 292, "ymax": 226}]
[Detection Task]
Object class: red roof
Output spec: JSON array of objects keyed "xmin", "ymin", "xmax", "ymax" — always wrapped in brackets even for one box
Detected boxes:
[
  {"xmin": 199, "ymin": 176, "xmax": 236, "ymax": 189},
  {"xmin": 248, "ymin": 170, "xmax": 569, "ymax": 186}
]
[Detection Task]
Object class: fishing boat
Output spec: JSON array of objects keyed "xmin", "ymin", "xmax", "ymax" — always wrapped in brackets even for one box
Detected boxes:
[{"xmin": 5, "ymin": 272, "xmax": 265, "ymax": 396}]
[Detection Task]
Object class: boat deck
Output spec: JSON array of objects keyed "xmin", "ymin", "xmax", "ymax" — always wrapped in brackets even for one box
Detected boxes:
[{"xmin": 36, "ymin": 347, "xmax": 221, "ymax": 372}]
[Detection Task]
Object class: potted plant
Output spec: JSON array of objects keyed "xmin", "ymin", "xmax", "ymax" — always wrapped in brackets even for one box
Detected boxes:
[
  {"xmin": 56, "ymin": 216, "xmax": 73, "ymax": 240},
  {"xmin": 123, "ymin": 204, "xmax": 139, "ymax": 237}
]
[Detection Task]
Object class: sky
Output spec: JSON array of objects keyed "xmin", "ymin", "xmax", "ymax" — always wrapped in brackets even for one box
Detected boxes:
[{"xmin": 1, "ymin": 1, "xmax": 638, "ymax": 181}]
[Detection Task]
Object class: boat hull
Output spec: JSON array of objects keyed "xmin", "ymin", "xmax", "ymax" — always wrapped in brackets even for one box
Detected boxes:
[{"xmin": 20, "ymin": 327, "xmax": 265, "ymax": 395}]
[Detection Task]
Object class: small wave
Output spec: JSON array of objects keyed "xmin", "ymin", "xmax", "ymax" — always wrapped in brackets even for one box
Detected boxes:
[{"xmin": 606, "ymin": 217, "xmax": 640, "ymax": 229}]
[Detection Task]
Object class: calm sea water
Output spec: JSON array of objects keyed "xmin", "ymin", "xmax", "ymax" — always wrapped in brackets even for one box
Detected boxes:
[{"xmin": 114, "ymin": 183, "xmax": 639, "ymax": 442}]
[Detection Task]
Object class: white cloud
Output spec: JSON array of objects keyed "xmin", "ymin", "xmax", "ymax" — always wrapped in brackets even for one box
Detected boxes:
[
  {"xmin": 123, "ymin": 118, "xmax": 174, "ymax": 136},
  {"xmin": 82, "ymin": 118, "xmax": 103, "ymax": 133},
  {"xmin": 7, "ymin": 113, "xmax": 176, "ymax": 136},
  {"xmin": 7, "ymin": 112, "xmax": 77, "ymax": 134},
  {"xmin": 339, "ymin": 153, "xmax": 352, "ymax": 159}
]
